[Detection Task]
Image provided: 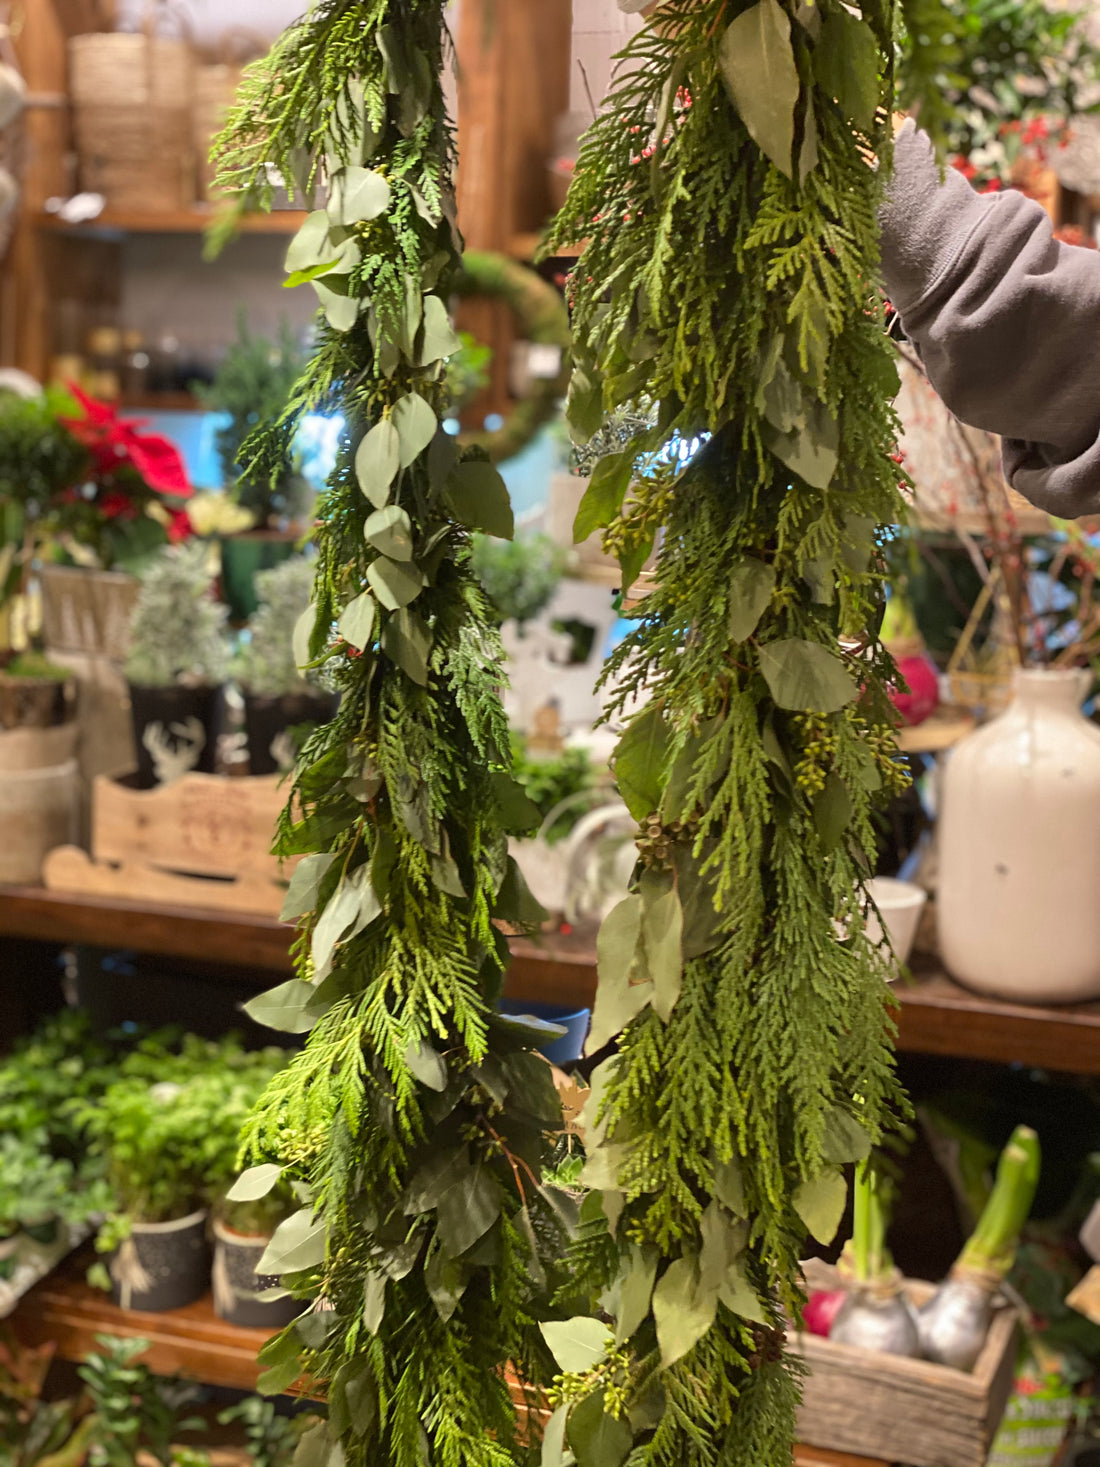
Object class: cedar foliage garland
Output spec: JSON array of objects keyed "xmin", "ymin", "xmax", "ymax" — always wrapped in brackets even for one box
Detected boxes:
[
  {"xmin": 214, "ymin": 6, "xmax": 570, "ymax": 1466},
  {"xmin": 537, "ymin": 0, "xmax": 911, "ymax": 1462},
  {"xmin": 216, "ymin": 0, "xmax": 917, "ymax": 1463}
]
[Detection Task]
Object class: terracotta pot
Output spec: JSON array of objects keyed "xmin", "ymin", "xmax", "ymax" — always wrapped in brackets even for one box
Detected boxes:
[
  {"xmin": 211, "ymin": 1218, "xmax": 302, "ymax": 1329},
  {"xmin": 242, "ymin": 688, "xmax": 339, "ymax": 776},
  {"xmin": 938, "ymin": 668, "xmax": 1100, "ymax": 1002},
  {"xmin": 109, "ymin": 1209, "xmax": 209, "ymax": 1313},
  {"xmin": 127, "ymin": 682, "xmax": 220, "ymax": 787}
]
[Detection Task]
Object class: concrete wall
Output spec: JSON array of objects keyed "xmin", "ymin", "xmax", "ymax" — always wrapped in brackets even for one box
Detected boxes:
[{"xmin": 570, "ymin": 0, "xmax": 644, "ymax": 114}]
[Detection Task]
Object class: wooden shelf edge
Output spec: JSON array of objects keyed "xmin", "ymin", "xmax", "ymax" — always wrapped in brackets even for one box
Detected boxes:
[
  {"xmin": 12, "ymin": 1262, "xmax": 270, "ymax": 1392},
  {"xmin": 35, "ymin": 209, "xmax": 308, "ymax": 238}
]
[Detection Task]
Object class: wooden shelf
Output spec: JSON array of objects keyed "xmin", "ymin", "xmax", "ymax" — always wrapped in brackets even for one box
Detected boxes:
[
  {"xmin": 118, "ymin": 391, "xmax": 202, "ymax": 413},
  {"xmin": 35, "ymin": 209, "xmax": 308, "ymax": 239},
  {"xmin": 4, "ymin": 887, "xmax": 1100, "ymax": 1073},
  {"xmin": 12, "ymin": 1252, "xmax": 270, "ymax": 1391},
  {"xmin": 507, "ymin": 231, "xmax": 586, "ymax": 261}
]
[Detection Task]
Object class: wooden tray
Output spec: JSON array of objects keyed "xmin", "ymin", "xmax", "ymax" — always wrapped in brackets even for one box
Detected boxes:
[
  {"xmin": 793, "ymin": 1262, "xmax": 1018, "ymax": 1467},
  {"xmin": 44, "ymin": 772, "xmax": 293, "ymax": 915}
]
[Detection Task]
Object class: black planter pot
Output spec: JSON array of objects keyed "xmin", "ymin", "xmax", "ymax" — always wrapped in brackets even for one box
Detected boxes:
[
  {"xmin": 109, "ymin": 1210, "xmax": 209, "ymax": 1313},
  {"xmin": 212, "ymin": 1220, "xmax": 302, "ymax": 1329},
  {"xmin": 243, "ymin": 689, "xmax": 339, "ymax": 776},
  {"xmin": 127, "ymin": 683, "xmax": 220, "ymax": 788}
]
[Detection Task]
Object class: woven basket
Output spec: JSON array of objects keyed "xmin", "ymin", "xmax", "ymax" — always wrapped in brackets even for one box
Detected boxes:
[
  {"xmin": 193, "ymin": 63, "xmax": 240, "ymax": 200},
  {"xmin": 69, "ymin": 29, "xmax": 196, "ymax": 212}
]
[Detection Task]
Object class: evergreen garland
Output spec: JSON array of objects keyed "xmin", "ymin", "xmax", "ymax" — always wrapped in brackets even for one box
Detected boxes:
[
  {"xmin": 215, "ymin": 1, "xmax": 916, "ymax": 1464},
  {"xmin": 215, "ymin": 7, "xmax": 567, "ymax": 1465},
  {"xmin": 537, "ymin": 1, "xmax": 910, "ymax": 1462}
]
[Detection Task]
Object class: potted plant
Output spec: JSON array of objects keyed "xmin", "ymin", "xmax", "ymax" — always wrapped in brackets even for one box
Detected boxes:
[
  {"xmin": 0, "ymin": 385, "xmax": 84, "ymax": 881},
  {"xmin": 123, "ymin": 543, "xmax": 229, "ymax": 787},
  {"xmin": 0, "ymin": 1129, "xmax": 110, "ymax": 1268},
  {"xmin": 194, "ymin": 315, "xmax": 311, "ymax": 620},
  {"xmin": 236, "ymin": 556, "xmax": 337, "ymax": 776},
  {"xmin": 211, "ymin": 1175, "xmax": 301, "ymax": 1330},
  {"xmin": 74, "ymin": 1073, "xmax": 215, "ymax": 1312},
  {"xmin": 41, "ymin": 384, "xmax": 194, "ymax": 660}
]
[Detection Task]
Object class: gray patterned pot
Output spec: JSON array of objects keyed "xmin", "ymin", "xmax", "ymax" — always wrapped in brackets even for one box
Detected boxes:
[
  {"xmin": 212, "ymin": 1218, "xmax": 301, "ymax": 1330},
  {"xmin": 109, "ymin": 1209, "xmax": 209, "ymax": 1313}
]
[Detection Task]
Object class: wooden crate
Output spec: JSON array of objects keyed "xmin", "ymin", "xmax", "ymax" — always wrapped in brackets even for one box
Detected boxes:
[
  {"xmin": 43, "ymin": 772, "xmax": 294, "ymax": 915},
  {"xmin": 794, "ymin": 1263, "xmax": 1018, "ymax": 1467}
]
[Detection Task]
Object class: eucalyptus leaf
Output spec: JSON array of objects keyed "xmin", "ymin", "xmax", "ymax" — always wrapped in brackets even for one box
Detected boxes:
[
  {"xmin": 445, "ymin": 460, "xmax": 514, "ymax": 540},
  {"xmin": 491, "ymin": 771, "xmax": 541, "ymax": 834},
  {"xmin": 405, "ymin": 1039, "xmax": 448, "ymax": 1092},
  {"xmin": 295, "ymin": 1308, "xmax": 338, "ymax": 1350},
  {"xmin": 763, "ymin": 405, "xmax": 839, "ymax": 490},
  {"xmin": 813, "ymin": 8, "xmax": 880, "ymax": 132},
  {"xmin": 381, "ymin": 607, "xmax": 432, "ymax": 686},
  {"xmin": 257, "ymin": 1207, "xmax": 327, "ymax": 1276},
  {"xmin": 822, "ymin": 1107, "xmax": 872, "ymax": 1166},
  {"xmin": 294, "ymin": 1423, "xmax": 344, "ymax": 1467},
  {"xmin": 227, "ymin": 1164, "xmax": 284, "ymax": 1204},
  {"xmin": 641, "ymin": 875, "xmax": 683, "ymax": 1024},
  {"xmin": 614, "ymin": 703, "xmax": 672, "ymax": 821},
  {"xmin": 813, "ymin": 773, "xmax": 853, "ymax": 853},
  {"xmin": 718, "ymin": 1259, "xmax": 770, "ymax": 1325},
  {"xmin": 760, "ymin": 358, "xmax": 806, "ymax": 437},
  {"xmin": 436, "ymin": 1166, "xmax": 502, "ymax": 1257},
  {"xmin": 427, "ymin": 429, "xmax": 459, "ymax": 490},
  {"xmin": 653, "ymin": 1256, "xmax": 718, "ymax": 1368},
  {"xmin": 280, "ymin": 852, "xmax": 336, "ymax": 923},
  {"xmin": 713, "ymin": 1156, "xmax": 746, "ymax": 1217},
  {"xmin": 367, "ymin": 556, "xmax": 424, "ymax": 611},
  {"xmin": 616, "ymin": 1244, "xmax": 659, "ymax": 1344},
  {"xmin": 363, "ymin": 1271, "xmax": 387, "ymax": 1335},
  {"xmin": 539, "ymin": 1317, "xmax": 610, "ymax": 1374},
  {"xmin": 331, "ymin": 166, "xmax": 391, "ymax": 224},
  {"xmin": 311, "ymin": 875, "xmax": 363, "ymax": 979},
  {"xmin": 800, "ymin": 93, "xmax": 820, "ymax": 183},
  {"xmin": 718, "ymin": 0, "xmax": 800, "ymax": 177},
  {"xmin": 403, "ymin": 1149, "xmax": 473, "ymax": 1215},
  {"xmin": 392, "ymin": 392, "xmax": 438, "ymax": 469},
  {"xmin": 699, "ymin": 1201, "xmax": 746, "ymax": 1290},
  {"xmin": 420, "ymin": 294, "xmax": 461, "ymax": 364},
  {"xmin": 286, "ymin": 209, "xmax": 335, "ymax": 274},
  {"xmin": 758, "ymin": 638, "xmax": 857, "ymax": 714},
  {"xmin": 496, "ymin": 856, "xmax": 550, "ymax": 927},
  {"xmin": 597, "ymin": 894, "xmax": 643, "ymax": 990},
  {"xmin": 338, "ymin": 591, "xmax": 377, "ymax": 652},
  {"xmin": 285, "ymin": 259, "xmax": 343, "ymax": 289},
  {"xmin": 793, "ymin": 1167, "xmax": 848, "ymax": 1245},
  {"xmin": 243, "ymin": 979, "xmax": 323, "ymax": 1035},
  {"xmin": 567, "ymin": 366, "xmax": 603, "ymax": 446},
  {"xmin": 425, "ymin": 1248, "xmax": 469, "ymax": 1322},
  {"xmin": 728, "ymin": 557, "xmax": 776, "ymax": 642},
  {"xmin": 541, "ymin": 1404, "xmax": 575, "ymax": 1467},
  {"xmin": 566, "ymin": 1391, "xmax": 632, "ymax": 1467},
  {"xmin": 313, "ymin": 278, "xmax": 359, "ymax": 333},
  {"xmin": 573, "ymin": 451, "xmax": 632, "ymax": 544},
  {"xmin": 355, "ymin": 420, "xmax": 401, "ymax": 508},
  {"xmin": 364, "ymin": 505, "xmax": 415, "ymax": 561},
  {"xmin": 292, "ymin": 605, "xmax": 319, "ymax": 673}
]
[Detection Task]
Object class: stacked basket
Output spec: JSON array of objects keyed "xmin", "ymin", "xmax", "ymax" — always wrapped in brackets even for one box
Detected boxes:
[{"xmin": 69, "ymin": 26, "xmax": 195, "ymax": 212}]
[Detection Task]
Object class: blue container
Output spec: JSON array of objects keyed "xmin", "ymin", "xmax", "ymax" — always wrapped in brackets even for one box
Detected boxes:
[{"xmin": 499, "ymin": 1000, "xmax": 591, "ymax": 1065}]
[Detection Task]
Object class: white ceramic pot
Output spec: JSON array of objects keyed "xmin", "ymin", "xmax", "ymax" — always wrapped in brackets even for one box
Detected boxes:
[{"xmin": 938, "ymin": 668, "xmax": 1100, "ymax": 1003}]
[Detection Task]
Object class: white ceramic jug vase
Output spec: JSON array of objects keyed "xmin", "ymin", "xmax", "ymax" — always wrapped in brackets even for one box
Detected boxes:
[{"xmin": 938, "ymin": 668, "xmax": 1100, "ymax": 1003}]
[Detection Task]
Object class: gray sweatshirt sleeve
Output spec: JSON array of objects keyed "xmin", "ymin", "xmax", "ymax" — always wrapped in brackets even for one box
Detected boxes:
[{"xmin": 880, "ymin": 121, "xmax": 1100, "ymax": 519}]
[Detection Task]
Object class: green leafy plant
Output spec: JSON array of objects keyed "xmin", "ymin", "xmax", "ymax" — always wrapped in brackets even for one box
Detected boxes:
[
  {"xmin": 897, "ymin": 0, "xmax": 1100, "ymax": 177},
  {"xmin": 511, "ymin": 733, "xmax": 596, "ymax": 843},
  {"xmin": 195, "ymin": 315, "xmax": 310, "ymax": 528},
  {"xmin": 73, "ymin": 1036, "xmax": 288, "ymax": 1242},
  {"xmin": 0, "ymin": 1131, "xmax": 111, "ymax": 1243},
  {"xmin": 470, "ymin": 532, "xmax": 566, "ymax": 628},
  {"xmin": 79, "ymin": 1335, "xmax": 205, "ymax": 1467},
  {"xmin": 123, "ymin": 543, "xmax": 229, "ymax": 688},
  {"xmin": 237, "ymin": 556, "xmax": 321, "ymax": 696},
  {"xmin": 217, "ymin": 1396, "xmax": 307, "ymax": 1467}
]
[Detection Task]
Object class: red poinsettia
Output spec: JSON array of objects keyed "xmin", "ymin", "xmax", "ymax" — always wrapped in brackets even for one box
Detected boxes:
[{"xmin": 61, "ymin": 384, "xmax": 193, "ymax": 500}]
